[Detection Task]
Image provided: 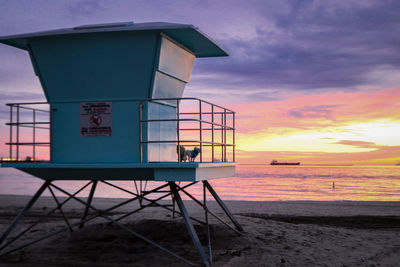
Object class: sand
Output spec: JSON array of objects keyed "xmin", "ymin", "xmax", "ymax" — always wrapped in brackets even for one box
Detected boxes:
[{"xmin": 0, "ymin": 195, "xmax": 399, "ymax": 266}]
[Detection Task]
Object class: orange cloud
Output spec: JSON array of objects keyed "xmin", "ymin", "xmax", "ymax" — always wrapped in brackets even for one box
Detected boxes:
[
  {"xmin": 333, "ymin": 140, "xmax": 379, "ymax": 148},
  {"xmin": 232, "ymin": 88, "xmax": 400, "ymax": 133}
]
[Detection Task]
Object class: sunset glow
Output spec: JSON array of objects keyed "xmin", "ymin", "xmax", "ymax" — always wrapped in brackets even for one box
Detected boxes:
[{"xmin": 233, "ymin": 89, "xmax": 400, "ymax": 164}]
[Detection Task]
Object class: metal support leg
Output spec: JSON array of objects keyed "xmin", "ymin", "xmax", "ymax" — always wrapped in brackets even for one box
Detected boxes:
[
  {"xmin": 0, "ymin": 181, "xmax": 50, "ymax": 245},
  {"xmin": 79, "ymin": 181, "xmax": 97, "ymax": 228},
  {"xmin": 169, "ymin": 182, "xmax": 210, "ymax": 267},
  {"xmin": 176, "ymin": 184, "xmax": 241, "ymax": 234},
  {"xmin": 172, "ymin": 194, "xmax": 176, "ymax": 219},
  {"xmin": 204, "ymin": 183, "xmax": 212, "ymax": 264},
  {"xmin": 203, "ymin": 181, "xmax": 243, "ymax": 232}
]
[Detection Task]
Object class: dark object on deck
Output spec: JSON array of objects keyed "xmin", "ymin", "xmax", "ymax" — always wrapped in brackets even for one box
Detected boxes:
[
  {"xmin": 188, "ymin": 147, "xmax": 201, "ymax": 162},
  {"xmin": 177, "ymin": 145, "xmax": 186, "ymax": 162},
  {"xmin": 177, "ymin": 146, "xmax": 201, "ymax": 162}
]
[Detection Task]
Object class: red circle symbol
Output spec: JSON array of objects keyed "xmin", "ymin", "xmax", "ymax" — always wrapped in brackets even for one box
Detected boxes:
[{"xmin": 90, "ymin": 114, "xmax": 102, "ymax": 127}]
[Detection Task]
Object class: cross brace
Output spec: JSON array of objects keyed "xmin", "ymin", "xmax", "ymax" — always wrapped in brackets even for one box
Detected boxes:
[{"xmin": 0, "ymin": 180, "xmax": 243, "ymax": 266}]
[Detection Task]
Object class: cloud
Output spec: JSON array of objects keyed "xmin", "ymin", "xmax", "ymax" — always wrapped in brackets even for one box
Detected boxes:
[
  {"xmin": 0, "ymin": 92, "xmax": 44, "ymax": 101},
  {"xmin": 0, "ymin": 46, "xmax": 34, "ymax": 85},
  {"xmin": 288, "ymin": 105, "xmax": 342, "ymax": 119},
  {"xmin": 67, "ymin": 0, "xmax": 105, "ymax": 17},
  {"xmin": 188, "ymin": 0, "xmax": 400, "ymax": 101},
  {"xmin": 334, "ymin": 140, "xmax": 379, "ymax": 148}
]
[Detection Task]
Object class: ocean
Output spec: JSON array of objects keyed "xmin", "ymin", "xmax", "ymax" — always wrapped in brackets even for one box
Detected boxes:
[{"xmin": 0, "ymin": 165, "xmax": 399, "ymax": 201}]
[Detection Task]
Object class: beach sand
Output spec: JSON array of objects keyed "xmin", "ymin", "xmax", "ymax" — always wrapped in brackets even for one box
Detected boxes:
[{"xmin": 0, "ymin": 195, "xmax": 399, "ymax": 266}]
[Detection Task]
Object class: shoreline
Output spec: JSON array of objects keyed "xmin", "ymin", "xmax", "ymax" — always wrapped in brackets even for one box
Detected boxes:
[
  {"xmin": 1, "ymin": 194, "xmax": 400, "ymax": 217},
  {"xmin": 1, "ymin": 194, "xmax": 400, "ymax": 209}
]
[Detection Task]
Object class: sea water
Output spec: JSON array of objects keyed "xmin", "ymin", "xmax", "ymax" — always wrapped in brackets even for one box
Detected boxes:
[{"xmin": 0, "ymin": 165, "xmax": 399, "ymax": 201}]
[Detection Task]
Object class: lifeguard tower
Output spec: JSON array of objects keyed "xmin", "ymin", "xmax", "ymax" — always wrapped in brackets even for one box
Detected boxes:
[{"xmin": 0, "ymin": 22, "xmax": 241, "ymax": 265}]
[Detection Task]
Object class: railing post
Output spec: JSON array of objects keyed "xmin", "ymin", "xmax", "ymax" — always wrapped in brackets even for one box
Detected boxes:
[
  {"xmin": 16, "ymin": 105, "xmax": 20, "ymax": 161},
  {"xmin": 33, "ymin": 109, "xmax": 36, "ymax": 160},
  {"xmin": 177, "ymin": 99, "xmax": 180, "ymax": 162},
  {"xmin": 199, "ymin": 100, "xmax": 202, "ymax": 163},
  {"xmin": 50, "ymin": 105, "xmax": 54, "ymax": 163},
  {"xmin": 9, "ymin": 105, "xmax": 13, "ymax": 160},
  {"xmin": 221, "ymin": 112, "xmax": 223, "ymax": 162},
  {"xmin": 233, "ymin": 112, "xmax": 235, "ymax": 162},
  {"xmin": 224, "ymin": 109, "xmax": 227, "ymax": 162},
  {"xmin": 211, "ymin": 105, "xmax": 214, "ymax": 163},
  {"xmin": 139, "ymin": 102, "xmax": 143, "ymax": 163}
]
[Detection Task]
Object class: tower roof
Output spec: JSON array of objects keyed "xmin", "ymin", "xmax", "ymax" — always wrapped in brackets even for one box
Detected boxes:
[{"xmin": 0, "ymin": 21, "xmax": 228, "ymax": 57}]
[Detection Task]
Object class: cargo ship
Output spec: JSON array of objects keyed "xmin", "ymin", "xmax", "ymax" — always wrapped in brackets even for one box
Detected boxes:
[{"xmin": 270, "ymin": 160, "xmax": 300, "ymax": 165}]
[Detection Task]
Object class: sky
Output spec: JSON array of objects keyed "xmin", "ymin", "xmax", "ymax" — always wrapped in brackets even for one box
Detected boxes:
[{"xmin": 0, "ymin": 0, "xmax": 399, "ymax": 165}]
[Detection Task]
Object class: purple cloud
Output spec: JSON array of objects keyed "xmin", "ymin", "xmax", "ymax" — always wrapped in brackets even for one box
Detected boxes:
[{"xmin": 287, "ymin": 104, "xmax": 342, "ymax": 119}]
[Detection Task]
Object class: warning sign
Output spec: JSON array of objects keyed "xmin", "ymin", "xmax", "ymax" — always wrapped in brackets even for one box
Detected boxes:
[{"xmin": 80, "ymin": 102, "xmax": 112, "ymax": 137}]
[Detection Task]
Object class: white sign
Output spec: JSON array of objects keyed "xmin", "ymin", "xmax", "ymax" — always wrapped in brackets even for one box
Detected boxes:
[{"xmin": 80, "ymin": 102, "xmax": 112, "ymax": 137}]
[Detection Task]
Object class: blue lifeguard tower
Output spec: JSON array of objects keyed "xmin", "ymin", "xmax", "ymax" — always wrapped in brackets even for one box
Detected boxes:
[{"xmin": 0, "ymin": 22, "xmax": 241, "ymax": 265}]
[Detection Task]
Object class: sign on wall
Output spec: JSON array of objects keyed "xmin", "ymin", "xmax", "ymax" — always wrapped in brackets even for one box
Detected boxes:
[{"xmin": 80, "ymin": 102, "xmax": 112, "ymax": 137}]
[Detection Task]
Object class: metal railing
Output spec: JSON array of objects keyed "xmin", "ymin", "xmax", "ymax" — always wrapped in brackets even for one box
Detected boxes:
[
  {"xmin": 2, "ymin": 98, "xmax": 235, "ymax": 163},
  {"xmin": 139, "ymin": 98, "xmax": 235, "ymax": 163},
  {"xmin": 3, "ymin": 102, "xmax": 50, "ymax": 162}
]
